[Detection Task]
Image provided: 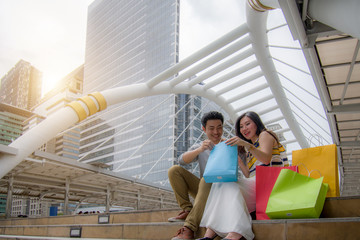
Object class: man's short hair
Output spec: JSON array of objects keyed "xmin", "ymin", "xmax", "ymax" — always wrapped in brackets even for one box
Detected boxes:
[{"xmin": 201, "ymin": 111, "xmax": 224, "ymax": 128}]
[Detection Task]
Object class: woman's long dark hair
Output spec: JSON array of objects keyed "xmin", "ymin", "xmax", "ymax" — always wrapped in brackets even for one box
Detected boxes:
[{"xmin": 235, "ymin": 111, "xmax": 279, "ymax": 154}]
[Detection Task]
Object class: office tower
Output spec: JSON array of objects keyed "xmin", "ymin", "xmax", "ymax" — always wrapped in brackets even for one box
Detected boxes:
[
  {"xmin": 10, "ymin": 197, "xmax": 28, "ymax": 217},
  {"xmin": 0, "ymin": 59, "xmax": 42, "ymax": 110},
  {"xmin": 174, "ymin": 94, "xmax": 203, "ymax": 174},
  {"xmin": 81, "ymin": 0, "xmax": 180, "ymax": 186},
  {"xmin": 32, "ymin": 65, "xmax": 84, "ymax": 159},
  {"xmin": 35, "ymin": 65, "xmax": 83, "ymax": 117},
  {"xmin": 175, "ymin": 94, "xmax": 203, "ymax": 158},
  {"xmin": 0, "ymin": 195, "xmax": 6, "ymax": 216},
  {"xmin": 0, "ymin": 103, "xmax": 34, "ymax": 145}
]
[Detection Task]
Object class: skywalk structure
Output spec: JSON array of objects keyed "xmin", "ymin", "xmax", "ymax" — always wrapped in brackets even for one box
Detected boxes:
[
  {"xmin": 0, "ymin": 0, "xmax": 359, "ymax": 217},
  {"xmin": 81, "ymin": 0, "xmax": 234, "ymax": 186}
]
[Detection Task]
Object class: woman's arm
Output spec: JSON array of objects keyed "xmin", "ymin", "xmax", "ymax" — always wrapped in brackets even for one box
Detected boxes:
[
  {"xmin": 238, "ymin": 156, "xmax": 250, "ymax": 178},
  {"xmin": 226, "ymin": 131, "xmax": 276, "ymax": 165},
  {"xmin": 247, "ymin": 131, "xmax": 275, "ymax": 165}
]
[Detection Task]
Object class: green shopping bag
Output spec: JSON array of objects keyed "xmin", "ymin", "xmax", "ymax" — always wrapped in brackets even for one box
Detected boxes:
[{"xmin": 265, "ymin": 169, "xmax": 329, "ymax": 219}]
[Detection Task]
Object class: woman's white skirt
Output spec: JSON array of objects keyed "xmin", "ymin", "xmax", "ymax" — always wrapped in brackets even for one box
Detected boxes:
[{"xmin": 200, "ymin": 177, "xmax": 256, "ymax": 240}]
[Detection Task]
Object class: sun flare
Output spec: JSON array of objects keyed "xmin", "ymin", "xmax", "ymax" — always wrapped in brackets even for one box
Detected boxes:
[{"xmin": 42, "ymin": 73, "xmax": 61, "ymax": 96}]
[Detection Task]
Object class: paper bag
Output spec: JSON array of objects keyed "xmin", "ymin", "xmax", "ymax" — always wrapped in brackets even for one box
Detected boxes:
[
  {"xmin": 256, "ymin": 165, "xmax": 298, "ymax": 220},
  {"xmin": 266, "ymin": 169, "xmax": 328, "ymax": 219},
  {"xmin": 203, "ymin": 142, "xmax": 238, "ymax": 183},
  {"xmin": 292, "ymin": 144, "xmax": 339, "ymax": 197}
]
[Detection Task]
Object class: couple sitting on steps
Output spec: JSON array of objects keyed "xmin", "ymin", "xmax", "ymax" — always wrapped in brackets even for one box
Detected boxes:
[{"xmin": 167, "ymin": 111, "xmax": 286, "ymax": 240}]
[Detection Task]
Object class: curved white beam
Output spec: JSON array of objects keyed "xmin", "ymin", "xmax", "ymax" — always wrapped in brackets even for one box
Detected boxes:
[
  {"xmin": 245, "ymin": 2, "xmax": 309, "ymax": 148},
  {"xmin": 102, "ymin": 82, "xmax": 237, "ymax": 120},
  {"xmin": 1, "ymin": 107, "xmax": 79, "ymax": 178},
  {"xmin": 0, "ymin": 80, "xmax": 236, "ymax": 179},
  {"xmin": 0, "ymin": 1, "xmax": 311, "ymax": 179},
  {"xmin": 147, "ymin": 24, "xmax": 250, "ymax": 88}
]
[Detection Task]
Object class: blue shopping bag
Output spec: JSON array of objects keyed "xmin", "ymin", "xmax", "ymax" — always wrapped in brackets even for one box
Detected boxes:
[{"xmin": 203, "ymin": 141, "xmax": 238, "ymax": 183}]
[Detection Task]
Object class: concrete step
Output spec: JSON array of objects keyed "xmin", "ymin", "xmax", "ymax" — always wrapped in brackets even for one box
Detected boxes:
[
  {"xmin": 0, "ymin": 196, "xmax": 358, "ymax": 239},
  {"xmin": 0, "ymin": 218, "xmax": 359, "ymax": 240},
  {"xmin": 321, "ymin": 196, "xmax": 360, "ymax": 218},
  {"xmin": 0, "ymin": 209, "xmax": 180, "ymax": 226},
  {"xmin": 0, "ymin": 236, "xmax": 128, "ymax": 240},
  {"xmin": 253, "ymin": 217, "xmax": 360, "ymax": 240},
  {"xmin": 1, "ymin": 196, "xmax": 358, "ymax": 227}
]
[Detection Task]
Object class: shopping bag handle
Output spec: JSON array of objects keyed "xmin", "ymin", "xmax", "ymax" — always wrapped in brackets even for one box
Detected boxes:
[
  {"xmin": 308, "ymin": 134, "xmax": 324, "ymax": 147},
  {"xmin": 309, "ymin": 169, "xmax": 322, "ymax": 178},
  {"xmin": 269, "ymin": 151, "xmax": 287, "ymax": 167},
  {"xmin": 296, "ymin": 163, "xmax": 322, "ymax": 178},
  {"xmin": 270, "ymin": 158, "xmax": 284, "ymax": 167}
]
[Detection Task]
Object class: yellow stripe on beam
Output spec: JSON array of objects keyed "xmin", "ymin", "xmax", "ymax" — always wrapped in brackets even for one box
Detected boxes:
[
  {"xmin": 248, "ymin": 0, "xmax": 274, "ymax": 12},
  {"xmin": 89, "ymin": 92, "xmax": 107, "ymax": 111},
  {"xmin": 79, "ymin": 95, "xmax": 98, "ymax": 116},
  {"xmin": 67, "ymin": 101, "xmax": 88, "ymax": 122}
]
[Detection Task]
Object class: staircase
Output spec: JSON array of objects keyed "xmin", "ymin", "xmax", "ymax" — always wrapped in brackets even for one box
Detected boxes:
[{"xmin": 0, "ymin": 197, "xmax": 359, "ymax": 240}]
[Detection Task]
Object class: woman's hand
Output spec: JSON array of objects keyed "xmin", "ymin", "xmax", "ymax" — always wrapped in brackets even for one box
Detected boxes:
[{"xmin": 225, "ymin": 136, "xmax": 251, "ymax": 148}]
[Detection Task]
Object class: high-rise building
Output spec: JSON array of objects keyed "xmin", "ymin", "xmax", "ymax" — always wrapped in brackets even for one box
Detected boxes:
[
  {"xmin": 174, "ymin": 94, "xmax": 203, "ymax": 174},
  {"xmin": 81, "ymin": 0, "xmax": 180, "ymax": 186},
  {"xmin": 175, "ymin": 94, "xmax": 203, "ymax": 158},
  {"xmin": 32, "ymin": 65, "xmax": 84, "ymax": 159},
  {"xmin": 10, "ymin": 197, "xmax": 28, "ymax": 217},
  {"xmin": 10, "ymin": 196, "xmax": 51, "ymax": 217},
  {"xmin": 0, "ymin": 59, "xmax": 42, "ymax": 110},
  {"xmin": 0, "ymin": 103, "xmax": 34, "ymax": 145},
  {"xmin": 0, "ymin": 194, "xmax": 6, "ymax": 216}
]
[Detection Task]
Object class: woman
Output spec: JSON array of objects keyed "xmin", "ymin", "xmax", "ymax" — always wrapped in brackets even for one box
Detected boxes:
[{"xmin": 198, "ymin": 111, "xmax": 287, "ymax": 240}]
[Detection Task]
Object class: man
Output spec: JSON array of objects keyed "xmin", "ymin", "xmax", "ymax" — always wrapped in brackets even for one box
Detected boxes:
[{"xmin": 168, "ymin": 111, "xmax": 224, "ymax": 240}]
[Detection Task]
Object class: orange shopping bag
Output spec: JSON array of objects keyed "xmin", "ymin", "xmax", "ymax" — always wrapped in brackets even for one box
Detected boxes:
[{"xmin": 292, "ymin": 144, "xmax": 339, "ymax": 197}]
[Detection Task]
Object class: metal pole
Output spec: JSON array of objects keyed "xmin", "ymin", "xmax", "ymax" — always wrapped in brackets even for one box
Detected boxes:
[
  {"xmin": 137, "ymin": 190, "xmax": 141, "ymax": 210},
  {"xmin": 106, "ymin": 184, "xmax": 111, "ymax": 213},
  {"xmin": 64, "ymin": 178, "xmax": 70, "ymax": 215},
  {"xmin": 5, "ymin": 175, "xmax": 14, "ymax": 218}
]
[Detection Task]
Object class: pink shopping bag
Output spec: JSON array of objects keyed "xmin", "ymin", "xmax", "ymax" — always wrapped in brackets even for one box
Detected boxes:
[{"xmin": 256, "ymin": 165, "xmax": 298, "ymax": 220}]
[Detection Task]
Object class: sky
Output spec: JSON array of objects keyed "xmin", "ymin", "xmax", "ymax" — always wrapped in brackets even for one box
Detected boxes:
[
  {"xmin": 0, "ymin": 0, "xmax": 246, "ymax": 94},
  {"xmin": 0, "ymin": 0, "xmax": 93, "ymax": 93}
]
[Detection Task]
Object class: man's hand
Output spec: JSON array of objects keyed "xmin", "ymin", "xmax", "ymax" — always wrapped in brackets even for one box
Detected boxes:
[
  {"xmin": 200, "ymin": 139, "xmax": 215, "ymax": 152},
  {"xmin": 182, "ymin": 140, "xmax": 215, "ymax": 164}
]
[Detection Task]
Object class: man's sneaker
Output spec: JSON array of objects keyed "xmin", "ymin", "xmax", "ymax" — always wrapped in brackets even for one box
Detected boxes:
[
  {"xmin": 171, "ymin": 226, "xmax": 194, "ymax": 240},
  {"xmin": 168, "ymin": 210, "xmax": 190, "ymax": 222}
]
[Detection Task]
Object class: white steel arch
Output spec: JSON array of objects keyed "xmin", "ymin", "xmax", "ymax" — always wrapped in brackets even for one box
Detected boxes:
[{"xmin": 1, "ymin": 1, "xmax": 321, "ymax": 179}]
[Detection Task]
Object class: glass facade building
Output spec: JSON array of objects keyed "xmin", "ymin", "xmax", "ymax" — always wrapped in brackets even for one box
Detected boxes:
[
  {"xmin": 0, "ymin": 103, "xmax": 34, "ymax": 145},
  {"xmin": 0, "ymin": 194, "xmax": 6, "ymax": 216},
  {"xmin": 81, "ymin": 0, "xmax": 180, "ymax": 186},
  {"xmin": 81, "ymin": 0, "xmax": 234, "ymax": 187}
]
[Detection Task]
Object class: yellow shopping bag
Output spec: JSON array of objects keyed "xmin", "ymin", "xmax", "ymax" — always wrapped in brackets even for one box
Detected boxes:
[{"xmin": 292, "ymin": 144, "xmax": 339, "ymax": 197}]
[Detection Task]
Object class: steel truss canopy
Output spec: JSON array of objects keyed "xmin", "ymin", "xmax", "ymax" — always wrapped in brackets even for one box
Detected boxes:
[
  {"xmin": 0, "ymin": 149, "xmax": 178, "ymax": 211},
  {"xmin": 0, "ymin": 0, "xmax": 359, "ymax": 212},
  {"xmin": 278, "ymin": 0, "xmax": 360, "ymax": 196}
]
